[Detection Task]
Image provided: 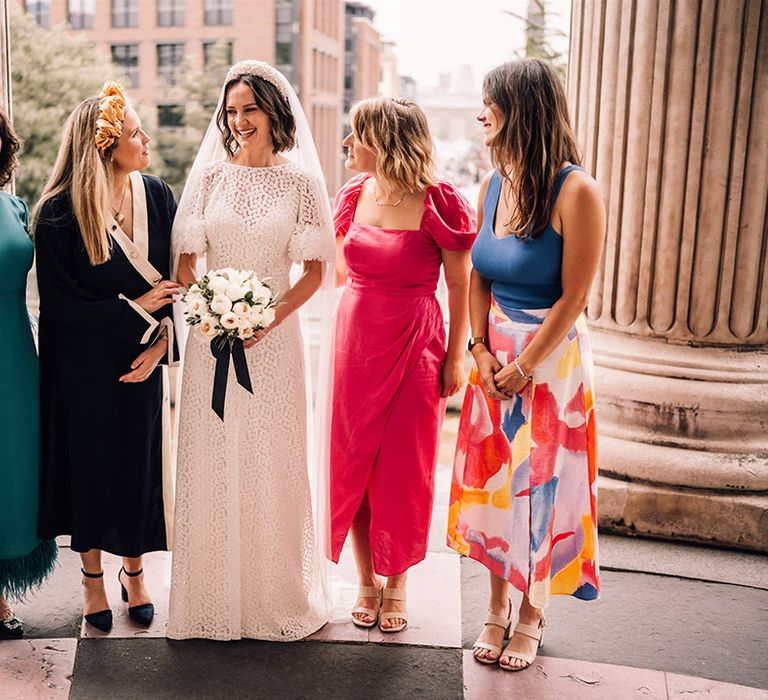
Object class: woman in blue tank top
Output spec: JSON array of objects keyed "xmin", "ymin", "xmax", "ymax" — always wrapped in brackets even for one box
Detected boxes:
[{"xmin": 447, "ymin": 59, "xmax": 606, "ymax": 672}]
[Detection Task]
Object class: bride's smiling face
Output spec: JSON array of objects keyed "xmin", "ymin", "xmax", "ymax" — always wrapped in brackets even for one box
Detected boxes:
[{"xmin": 225, "ymin": 82, "xmax": 273, "ymax": 152}]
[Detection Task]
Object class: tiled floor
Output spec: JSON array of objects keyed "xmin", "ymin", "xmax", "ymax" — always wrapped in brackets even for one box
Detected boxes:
[{"xmin": 3, "ymin": 415, "xmax": 767, "ymax": 698}]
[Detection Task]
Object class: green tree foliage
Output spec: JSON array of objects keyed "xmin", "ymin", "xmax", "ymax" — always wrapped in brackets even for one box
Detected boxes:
[
  {"xmin": 9, "ymin": 2, "xmax": 121, "ymax": 204},
  {"xmin": 505, "ymin": 0, "xmax": 567, "ymax": 81},
  {"xmin": 10, "ymin": 1, "xmax": 231, "ymax": 204},
  {"xmin": 152, "ymin": 41, "xmax": 232, "ymax": 196}
]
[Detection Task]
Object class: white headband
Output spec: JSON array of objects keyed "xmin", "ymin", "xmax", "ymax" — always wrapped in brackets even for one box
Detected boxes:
[{"xmin": 225, "ymin": 60, "xmax": 289, "ymax": 99}]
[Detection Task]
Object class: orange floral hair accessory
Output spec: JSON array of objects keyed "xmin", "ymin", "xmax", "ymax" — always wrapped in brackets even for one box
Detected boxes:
[{"xmin": 95, "ymin": 81, "xmax": 127, "ymax": 155}]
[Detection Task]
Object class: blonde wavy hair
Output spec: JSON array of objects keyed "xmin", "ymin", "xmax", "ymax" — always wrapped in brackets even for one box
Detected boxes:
[
  {"xmin": 350, "ymin": 97, "xmax": 437, "ymax": 193},
  {"xmin": 34, "ymin": 95, "xmax": 120, "ymax": 265}
]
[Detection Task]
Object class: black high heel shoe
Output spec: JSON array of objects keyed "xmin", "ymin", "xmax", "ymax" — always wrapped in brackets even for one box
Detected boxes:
[
  {"xmin": 81, "ymin": 568, "xmax": 113, "ymax": 632},
  {"xmin": 118, "ymin": 567, "xmax": 154, "ymax": 626}
]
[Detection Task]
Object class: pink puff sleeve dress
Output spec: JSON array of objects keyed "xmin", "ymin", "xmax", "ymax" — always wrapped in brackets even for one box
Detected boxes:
[{"xmin": 330, "ymin": 173, "xmax": 477, "ymax": 575}]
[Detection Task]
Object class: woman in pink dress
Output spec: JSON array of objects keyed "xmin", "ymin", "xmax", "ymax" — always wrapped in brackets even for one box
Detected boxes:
[{"xmin": 330, "ymin": 97, "xmax": 476, "ymax": 632}]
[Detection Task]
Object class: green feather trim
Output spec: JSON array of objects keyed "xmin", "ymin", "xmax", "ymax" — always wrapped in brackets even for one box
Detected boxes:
[{"xmin": 0, "ymin": 539, "xmax": 58, "ymax": 602}]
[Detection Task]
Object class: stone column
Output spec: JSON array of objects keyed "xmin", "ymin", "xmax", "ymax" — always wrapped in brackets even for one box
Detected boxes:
[
  {"xmin": 568, "ymin": 0, "xmax": 768, "ymax": 551},
  {"xmin": 1, "ymin": 0, "xmax": 11, "ymax": 126}
]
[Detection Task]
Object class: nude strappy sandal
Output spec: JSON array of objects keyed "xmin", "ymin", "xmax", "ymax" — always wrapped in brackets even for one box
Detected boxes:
[
  {"xmin": 378, "ymin": 588, "xmax": 408, "ymax": 633},
  {"xmin": 472, "ymin": 600, "xmax": 512, "ymax": 664},
  {"xmin": 351, "ymin": 585, "xmax": 382, "ymax": 629},
  {"xmin": 500, "ymin": 616, "xmax": 546, "ymax": 671}
]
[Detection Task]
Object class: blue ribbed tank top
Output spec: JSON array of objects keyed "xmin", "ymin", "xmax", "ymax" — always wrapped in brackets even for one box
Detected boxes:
[{"xmin": 471, "ymin": 165, "xmax": 582, "ymax": 312}]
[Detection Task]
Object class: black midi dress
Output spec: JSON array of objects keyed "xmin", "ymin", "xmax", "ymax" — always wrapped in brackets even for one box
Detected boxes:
[{"xmin": 36, "ymin": 172, "xmax": 178, "ymax": 558}]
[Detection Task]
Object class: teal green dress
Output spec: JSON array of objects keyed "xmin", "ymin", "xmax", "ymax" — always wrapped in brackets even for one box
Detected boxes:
[{"xmin": 0, "ymin": 192, "xmax": 56, "ymax": 600}]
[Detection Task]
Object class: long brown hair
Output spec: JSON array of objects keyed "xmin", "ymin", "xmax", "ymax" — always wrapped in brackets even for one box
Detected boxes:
[
  {"xmin": 0, "ymin": 108, "xmax": 20, "ymax": 187},
  {"xmin": 350, "ymin": 97, "xmax": 437, "ymax": 193},
  {"xmin": 484, "ymin": 59, "xmax": 581, "ymax": 240},
  {"xmin": 33, "ymin": 97, "xmax": 116, "ymax": 265}
]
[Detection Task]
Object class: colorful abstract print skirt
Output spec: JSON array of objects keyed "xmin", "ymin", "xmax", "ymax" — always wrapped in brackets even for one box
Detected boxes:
[{"xmin": 447, "ymin": 300, "xmax": 599, "ymax": 608}]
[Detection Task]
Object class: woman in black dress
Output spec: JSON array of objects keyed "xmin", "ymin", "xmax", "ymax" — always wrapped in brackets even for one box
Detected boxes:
[{"xmin": 34, "ymin": 83, "xmax": 179, "ymax": 632}]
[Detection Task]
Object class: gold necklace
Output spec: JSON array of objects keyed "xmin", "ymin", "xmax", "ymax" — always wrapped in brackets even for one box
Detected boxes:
[
  {"xmin": 373, "ymin": 182, "xmax": 405, "ymax": 207},
  {"xmin": 112, "ymin": 180, "xmax": 128, "ymax": 225}
]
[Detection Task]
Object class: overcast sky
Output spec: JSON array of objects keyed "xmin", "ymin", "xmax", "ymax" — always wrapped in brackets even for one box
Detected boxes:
[{"xmin": 364, "ymin": 0, "xmax": 572, "ymax": 90}]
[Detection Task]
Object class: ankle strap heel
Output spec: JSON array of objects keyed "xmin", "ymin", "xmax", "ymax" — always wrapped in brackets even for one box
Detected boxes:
[
  {"xmin": 118, "ymin": 566, "xmax": 154, "ymax": 627},
  {"xmin": 80, "ymin": 568, "xmax": 112, "ymax": 632},
  {"xmin": 81, "ymin": 568, "xmax": 104, "ymax": 578}
]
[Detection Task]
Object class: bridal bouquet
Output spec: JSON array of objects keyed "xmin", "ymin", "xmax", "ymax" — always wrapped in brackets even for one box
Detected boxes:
[
  {"xmin": 182, "ymin": 269, "xmax": 279, "ymax": 420},
  {"xmin": 183, "ymin": 268, "xmax": 278, "ymax": 347}
]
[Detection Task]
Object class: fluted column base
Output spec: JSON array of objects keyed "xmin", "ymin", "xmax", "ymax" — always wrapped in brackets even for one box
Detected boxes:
[
  {"xmin": 598, "ymin": 475, "xmax": 768, "ymax": 552},
  {"xmin": 592, "ymin": 329, "xmax": 768, "ymax": 552}
]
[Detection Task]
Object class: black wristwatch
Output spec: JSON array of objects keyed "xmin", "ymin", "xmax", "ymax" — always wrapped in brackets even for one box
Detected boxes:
[{"xmin": 467, "ymin": 336, "xmax": 487, "ymax": 352}]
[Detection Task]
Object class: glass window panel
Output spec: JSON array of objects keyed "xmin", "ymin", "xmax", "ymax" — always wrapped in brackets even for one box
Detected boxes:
[
  {"xmin": 68, "ymin": 0, "xmax": 95, "ymax": 29},
  {"xmin": 157, "ymin": 0, "xmax": 185, "ymax": 27},
  {"xmin": 111, "ymin": 43, "xmax": 140, "ymax": 87},
  {"xmin": 157, "ymin": 43, "xmax": 185, "ymax": 85},
  {"xmin": 111, "ymin": 0, "xmax": 139, "ymax": 28},
  {"xmin": 25, "ymin": 0, "xmax": 51, "ymax": 28},
  {"xmin": 204, "ymin": 0, "xmax": 233, "ymax": 26}
]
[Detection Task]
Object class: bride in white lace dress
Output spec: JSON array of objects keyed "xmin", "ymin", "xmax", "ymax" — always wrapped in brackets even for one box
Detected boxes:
[{"xmin": 168, "ymin": 61, "xmax": 335, "ymax": 641}]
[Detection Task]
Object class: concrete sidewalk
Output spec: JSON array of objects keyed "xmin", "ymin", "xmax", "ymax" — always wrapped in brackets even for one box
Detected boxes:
[{"xmin": 2, "ymin": 415, "xmax": 766, "ymax": 699}]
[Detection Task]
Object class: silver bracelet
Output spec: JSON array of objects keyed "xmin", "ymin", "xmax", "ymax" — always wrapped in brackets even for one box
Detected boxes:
[{"xmin": 514, "ymin": 356, "xmax": 531, "ymax": 381}]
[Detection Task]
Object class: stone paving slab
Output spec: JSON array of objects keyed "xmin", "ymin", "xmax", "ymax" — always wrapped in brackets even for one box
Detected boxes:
[
  {"xmin": 463, "ymin": 652, "xmax": 768, "ymax": 700},
  {"xmin": 463, "ymin": 651, "xmax": 668, "ymax": 699},
  {"xmin": 11, "ymin": 546, "xmax": 82, "ymax": 640},
  {"xmin": 79, "ymin": 551, "xmax": 171, "ymax": 640},
  {"xmin": 0, "ymin": 638, "xmax": 77, "ymax": 700},
  {"xmin": 599, "ymin": 533, "xmax": 768, "ymax": 590},
  {"xmin": 666, "ymin": 673, "xmax": 768, "ymax": 699},
  {"xmin": 307, "ymin": 547, "xmax": 376, "ymax": 644},
  {"xmin": 309, "ymin": 547, "xmax": 462, "ymax": 648},
  {"xmin": 460, "ymin": 557, "xmax": 768, "ymax": 690},
  {"xmin": 70, "ymin": 639, "xmax": 464, "ymax": 700},
  {"xmin": 367, "ymin": 551, "xmax": 461, "ymax": 648},
  {"xmin": 12, "ymin": 546, "xmax": 173, "ymax": 641}
]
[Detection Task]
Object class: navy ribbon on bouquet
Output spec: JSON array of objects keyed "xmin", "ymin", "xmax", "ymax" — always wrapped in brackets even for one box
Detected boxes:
[{"xmin": 210, "ymin": 337, "xmax": 253, "ymax": 421}]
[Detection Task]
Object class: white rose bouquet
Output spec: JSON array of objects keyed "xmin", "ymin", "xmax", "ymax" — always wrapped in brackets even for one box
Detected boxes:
[
  {"xmin": 182, "ymin": 268, "xmax": 279, "ymax": 420},
  {"xmin": 182, "ymin": 268, "xmax": 278, "ymax": 349}
]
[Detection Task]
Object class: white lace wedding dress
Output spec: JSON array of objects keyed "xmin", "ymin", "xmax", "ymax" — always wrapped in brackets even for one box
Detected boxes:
[{"xmin": 168, "ymin": 160, "xmax": 334, "ymax": 641}]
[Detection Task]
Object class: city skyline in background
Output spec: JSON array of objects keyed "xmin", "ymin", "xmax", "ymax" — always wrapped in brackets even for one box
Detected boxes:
[{"xmin": 366, "ymin": 0, "xmax": 571, "ymax": 91}]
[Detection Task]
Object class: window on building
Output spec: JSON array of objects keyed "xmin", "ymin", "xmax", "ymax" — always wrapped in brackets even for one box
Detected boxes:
[
  {"xmin": 157, "ymin": 104, "xmax": 185, "ymax": 128},
  {"xmin": 203, "ymin": 41, "xmax": 233, "ymax": 68},
  {"xmin": 275, "ymin": 1, "xmax": 295, "ymax": 75},
  {"xmin": 111, "ymin": 0, "xmax": 139, "ymax": 28},
  {"xmin": 275, "ymin": 42, "xmax": 292, "ymax": 65},
  {"xmin": 204, "ymin": 0, "xmax": 233, "ymax": 26},
  {"xmin": 157, "ymin": 43, "xmax": 185, "ymax": 85},
  {"xmin": 157, "ymin": 0, "xmax": 185, "ymax": 27},
  {"xmin": 68, "ymin": 0, "xmax": 95, "ymax": 29},
  {"xmin": 25, "ymin": 0, "xmax": 50, "ymax": 28},
  {"xmin": 111, "ymin": 44, "xmax": 140, "ymax": 87}
]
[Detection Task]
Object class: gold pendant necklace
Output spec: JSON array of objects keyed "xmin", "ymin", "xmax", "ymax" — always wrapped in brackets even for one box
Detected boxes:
[
  {"xmin": 112, "ymin": 180, "xmax": 128, "ymax": 226},
  {"xmin": 373, "ymin": 182, "xmax": 405, "ymax": 207}
]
